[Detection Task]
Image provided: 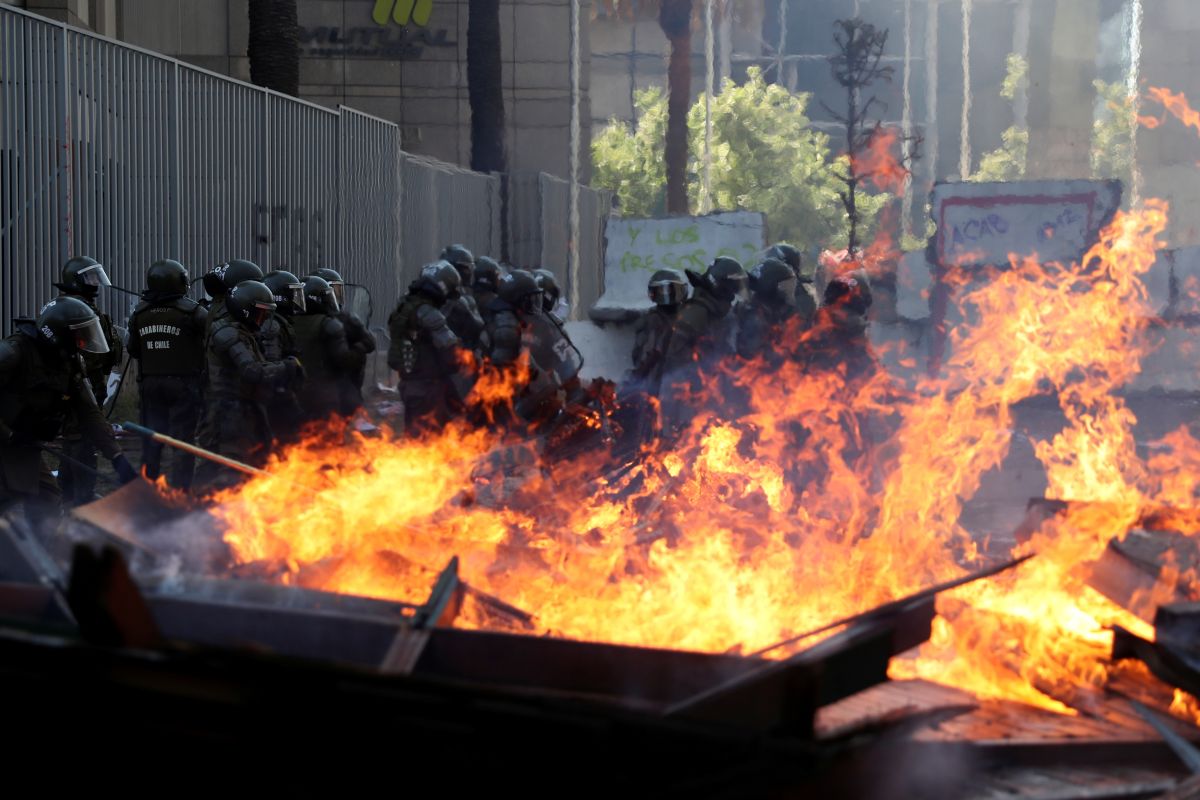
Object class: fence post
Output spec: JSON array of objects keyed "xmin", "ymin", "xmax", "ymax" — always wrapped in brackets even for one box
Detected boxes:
[{"xmin": 55, "ymin": 21, "xmax": 71, "ymax": 262}]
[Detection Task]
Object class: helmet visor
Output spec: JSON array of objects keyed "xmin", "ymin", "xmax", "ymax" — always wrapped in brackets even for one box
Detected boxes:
[
  {"xmin": 324, "ymin": 289, "xmax": 340, "ymax": 314},
  {"xmin": 328, "ymin": 280, "xmax": 345, "ymax": 309},
  {"xmin": 69, "ymin": 316, "xmax": 110, "ymax": 354},
  {"xmin": 518, "ymin": 291, "xmax": 544, "ymax": 315},
  {"xmin": 77, "ymin": 263, "xmax": 112, "ymax": 288},
  {"xmin": 726, "ymin": 275, "xmax": 750, "ymax": 302},
  {"xmin": 649, "ymin": 282, "xmax": 686, "ymax": 306},
  {"xmin": 286, "ymin": 284, "xmax": 306, "ymax": 314},
  {"xmin": 247, "ymin": 300, "xmax": 275, "ymax": 330}
]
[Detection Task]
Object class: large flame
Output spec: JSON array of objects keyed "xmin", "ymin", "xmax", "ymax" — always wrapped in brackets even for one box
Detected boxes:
[{"xmin": 206, "ymin": 117, "xmax": 1200, "ymax": 717}]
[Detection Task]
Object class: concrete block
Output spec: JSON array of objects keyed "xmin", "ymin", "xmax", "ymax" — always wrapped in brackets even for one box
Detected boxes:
[
  {"xmin": 345, "ymin": 57, "xmax": 404, "ymax": 86},
  {"xmin": 182, "ymin": 54, "xmax": 232, "ymax": 75},
  {"xmin": 514, "ymin": 1, "xmax": 569, "ymax": 62},
  {"xmin": 513, "ymin": 61, "xmax": 568, "ymax": 90},
  {"xmin": 300, "ymin": 56, "xmax": 346, "ymax": 87},
  {"xmin": 511, "ymin": 94, "xmax": 571, "ymax": 127},
  {"xmin": 119, "ymin": 0, "xmax": 180, "ymax": 54},
  {"xmin": 590, "ymin": 16, "xmax": 635, "ymax": 54},
  {"xmin": 296, "ymin": 0, "xmax": 344, "ymax": 28},
  {"xmin": 590, "ymin": 60, "xmax": 634, "ymax": 123},
  {"xmin": 400, "ymin": 58, "xmax": 463, "ymax": 89},
  {"xmin": 565, "ymin": 319, "xmax": 636, "ymax": 380},
  {"xmin": 403, "ymin": 96, "xmax": 464, "ymax": 126},
  {"xmin": 228, "ymin": 0, "xmax": 249, "ymax": 56},
  {"xmin": 509, "ymin": 125, "xmax": 567, "ymax": 177},
  {"xmin": 178, "ymin": 0, "xmax": 228, "ymax": 57},
  {"xmin": 343, "ymin": 93, "xmax": 404, "ymax": 123},
  {"xmin": 229, "ymin": 55, "xmax": 251, "ymax": 82},
  {"xmin": 895, "ymin": 250, "xmax": 932, "ymax": 320}
]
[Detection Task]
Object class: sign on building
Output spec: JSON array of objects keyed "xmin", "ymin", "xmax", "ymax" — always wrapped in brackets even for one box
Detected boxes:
[{"xmin": 592, "ymin": 211, "xmax": 766, "ymax": 319}]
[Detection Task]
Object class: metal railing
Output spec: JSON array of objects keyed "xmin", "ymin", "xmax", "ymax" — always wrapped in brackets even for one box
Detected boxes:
[{"xmin": 1, "ymin": 3, "xmax": 610, "ymax": 335}]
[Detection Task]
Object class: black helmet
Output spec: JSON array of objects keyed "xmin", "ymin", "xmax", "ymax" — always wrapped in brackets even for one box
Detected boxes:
[
  {"xmin": 264, "ymin": 270, "xmax": 306, "ymax": 316},
  {"xmin": 749, "ymin": 258, "xmax": 798, "ymax": 306},
  {"xmin": 440, "ymin": 244, "xmax": 475, "ymax": 286},
  {"xmin": 697, "ymin": 256, "xmax": 748, "ymax": 302},
  {"xmin": 823, "ymin": 270, "xmax": 873, "ymax": 316},
  {"xmin": 145, "ymin": 259, "xmax": 189, "ymax": 296},
  {"xmin": 226, "ymin": 280, "xmax": 277, "ymax": 330},
  {"xmin": 302, "ymin": 275, "xmax": 340, "ymax": 315},
  {"xmin": 417, "ymin": 260, "xmax": 462, "ymax": 304},
  {"xmin": 647, "ymin": 269, "xmax": 688, "ymax": 308},
  {"xmin": 203, "ymin": 259, "xmax": 263, "ymax": 299},
  {"xmin": 312, "ymin": 268, "xmax": 346, "ymax": 309},
  {"xmin": 474, "ymin": 256, "xmax": 504, "ymax": 292},
  {"xmin": 35, "ymin": 296, "xmax": 110, "ymax": 355},
  {"xmin": 56, "ymin": 256, "xmax": 111, "ymax": 299},
  {"xmin": 533, "ymin": 269, "xmax": 560, "ymax": 313},
  {"xmin": 766, "ymin": 243, "xmax": 802, "ymax": 274},
  {"xmin": 497, "ymin": 269, "xmax": 543, "ymax": 315}
]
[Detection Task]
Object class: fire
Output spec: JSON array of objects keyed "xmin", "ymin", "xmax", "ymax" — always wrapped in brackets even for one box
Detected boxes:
[
  {"xmin": 204, "ymin": 112, "xmax": 1200, "ymax": 717},
  {"xmin": 1141, "ymin": 86, "xmax": 1200, "ymax": 135},
  {"xmin": 852, "ymin": 126, "xmax": 908, "ymax": 194}
]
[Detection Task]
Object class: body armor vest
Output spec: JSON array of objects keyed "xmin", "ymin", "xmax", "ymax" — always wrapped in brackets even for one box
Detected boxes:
[{"xmin": 131, "ymin": 298, "xmax": 204, "ymax": 376}]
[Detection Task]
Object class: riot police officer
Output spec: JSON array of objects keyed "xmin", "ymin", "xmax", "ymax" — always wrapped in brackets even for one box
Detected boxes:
[
  {"xmin": 737, "ymin": 257, "xmax": 801, "ymax": 361},
  {"xmin": 387, "ymin": 261, "xmax": 475, "ymax": 434},
  {"xmin": 54, "ymin": 256, "xmax": 124, "ymax": 505},
  {"xmin": 533, "ymin": 268, "xmax": 570, "ymax": 323},
  {"xmin": 661, "ymin": 256, "xmax": 748, "ymax": 374},
  {"xmin": 766, "ymin": 242, "xmax": 819, "ymax": 321},
  {"xmin": 127, "ymin": 259, "xmax": 208, "ymax": 489},
  {"xmin": 0, "ymin": 297, "xmax": 137, "ymax": 524},
  {"xmin": 259, "ymin": 270, "xmax": 307, "ymax": 437},
  {"xmin": 311, "ymin": 267, "xmax": 376, "ymax": 414},
  {"xmin": 201, "ymin": 259, "xmax": 264, "ymax": 338},
  {"xmin": 292, "ymin": 275, "xmax": 361, "ymax": 422},
  {"xmin": 807, "ymin": 270, "xmax": 878, "ymax": 385},
  {"xmin": 629, "ymin": 269, "xmax": 687, "ymax": 388},
  {"xmin": 440, "ymin": 244, "xmax": 487, "ymax": 352},
  {"xmin": 473, "ymin": 256, "xmax": 505, "ymax": 326},
  {"xmin": 193, "ymin": 281, "xmax": 304, "ymax": 492}
]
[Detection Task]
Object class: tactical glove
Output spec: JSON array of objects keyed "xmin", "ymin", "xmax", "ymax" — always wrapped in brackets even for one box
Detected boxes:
[{"xmin": 111, "ymin": 453, "xmax": 138, "ymax": 484}]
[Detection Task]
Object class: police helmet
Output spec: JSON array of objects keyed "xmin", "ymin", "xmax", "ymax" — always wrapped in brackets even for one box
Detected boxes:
[
  {"xmin": 226, "ymin": 280, "xmax": 277, "ymax": 330},
  {"xmin": 533, "ymin": 269, "xmax": 560, "ymax": 313},
  {"xmin": 36, "ymin": 296, "xmax": 110, "ymax": 355},
  {"xmin": 302, "ymin": 275, "xmax": 340, "ymax": 315},
  {"xmin": 440, "ymin": 244, "xmax": 475, "ymax": 286},
  {"xmin": 474, "ymin": 256, "xmax": 505, "ymax": 292},
  {"xmin": 418, "ymin": 260, "xmax": 463, "ymax": 304},
  {"xmin": 264, "ymin": 270, "xmax": 306, "ymax": 316},
  {"xmin": 647, "ymin": 269, "xmax": 688, "ymax": 308},
  {"xmin": 749, "ymin": 258, "xmax": 798, "ymax": 305},
  {"xmin": 146, "ymin": 259, "xmax": 190, "ymax": 296},
  {"xmin": 823, "ymin": 270, "xmax": 873, "ymax": 316},
  {"xmin": 497, "ymin": 269, "xmax": 543, "ymax": 315},
  {"xmin": 312, "ymin": 268, "xmax": 346, "ymax": 309},
  {"xmin": 766, "ymin": 243, "xmax": 802, "ymax": 274},
  {"xmin": 700, "ymin": 256, "xmax": 749, "ymax": 302},
  {"xmin": 56, "ymin": 256, "xmax": 111, "ymax": 299},
  {"xmin": 203, "ymin": 259, "xmax": 263, "ymax": 299}
]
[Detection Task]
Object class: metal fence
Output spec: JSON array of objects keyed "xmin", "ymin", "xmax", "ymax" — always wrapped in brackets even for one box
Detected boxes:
[
  {"xmin": 507, "ymin": 171, "xmax": 612, "ymax": 320},
  {"xmin": 1, "ymin": 3, "xmax": 611, "ymax": 338}
]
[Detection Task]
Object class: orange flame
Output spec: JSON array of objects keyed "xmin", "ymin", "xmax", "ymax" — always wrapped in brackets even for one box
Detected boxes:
[
  {"xmin": 1141, "ymin": 87, "xmax": 1200, "ymax": 135},
  {"xmin": 205, "ymin": 123, "xmax": 1199, "ymax": 717}
]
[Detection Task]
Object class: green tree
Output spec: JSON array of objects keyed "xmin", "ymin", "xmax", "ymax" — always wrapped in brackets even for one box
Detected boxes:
[
  {"xmin": 970, "ymin": 53, "xmax": 1028, "ymax": 182},
  {"xmin": 591, "ymin": 68, "xmax": 889, "ymax": 251},
  {"xmin": 1091, "ymin": 79, "xmax": 1136, "ymax": 188}
]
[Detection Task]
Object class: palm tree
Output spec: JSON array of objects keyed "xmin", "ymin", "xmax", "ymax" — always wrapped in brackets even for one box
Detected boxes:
[
  {"xmin": 248, "ymin": 0, "xmax": 300, "ymax": 97},
  {"xmin": 658, "ymin": 0, "xmax": 693, "ymax": 214},
  {"xmin": 468, "ymin": 0, "xmax": 507, "ymax": 173}
]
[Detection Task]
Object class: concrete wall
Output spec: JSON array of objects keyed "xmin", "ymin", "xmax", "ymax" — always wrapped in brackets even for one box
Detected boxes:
[{"xmin": 109, "ymin": 0, "xmax": 589, "ymax": 181}]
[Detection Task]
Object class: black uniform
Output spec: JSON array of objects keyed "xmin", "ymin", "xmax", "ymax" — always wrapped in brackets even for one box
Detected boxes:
[
  {"xmin": 388, "ymin": 290, "xmax": 469, "ymax": 432},
  {"xmin": 0, "ymin": 322, "xmax": 123, "ymax": 521},
  {"xmin": 193, "ymin": 316, "xmax": 296, "ymax": 492},
  {"xmin": 292, "ymin": 313, "xmax": 362, "ymax": 421},
  {"xmin": 257, "ymin": 312, "xmax": 306, "ymax": 437},
  {"xmin": 444, "ymin": 292, "xmax": 488, "ymax": 353},
  {"xmin": 630, "ymin": 306, "xmax": 677, "ymax": 388},
  {"xmin": 58, "ymin": 295, "xmax": 122, "ymax": 505},
  {"xmin": 127, "ymin": 294, "xmax": 207, "ymax": 488},
  {"xmin": 737, "ymin": 301, "xmax": 798, "ymax": 363},
  {"xmin": 335, "ymin": 310, "xmax": 376, "ymax": 413}
]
